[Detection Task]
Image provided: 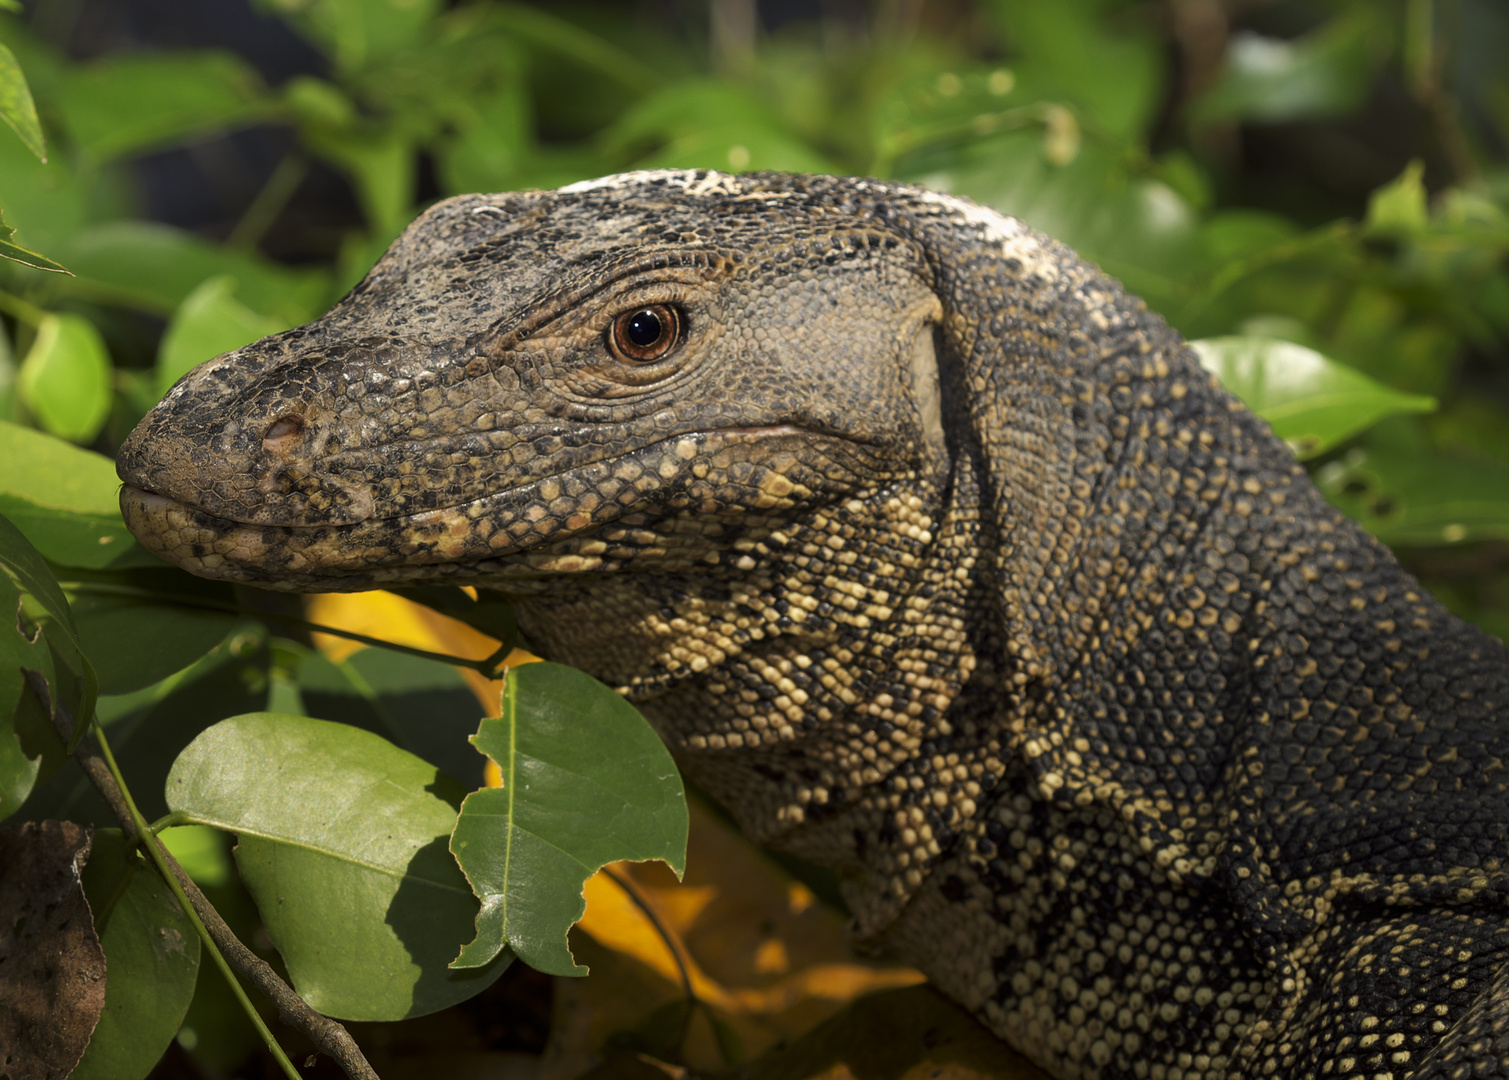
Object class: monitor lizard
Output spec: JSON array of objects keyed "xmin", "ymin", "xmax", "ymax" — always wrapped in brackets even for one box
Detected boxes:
[{"xmin": 115, "ymin": 170, "xmax": 1509, "ymax": 1079}]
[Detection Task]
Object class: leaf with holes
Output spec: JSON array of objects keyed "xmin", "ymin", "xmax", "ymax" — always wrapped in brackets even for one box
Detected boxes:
[
  {"xmin": 1315, "ymin": 447, "xmax": 1509, "ymax": 547},
  {"xmin": 450, "ymin": 662, "xmax": 687, "ymax": 976}
]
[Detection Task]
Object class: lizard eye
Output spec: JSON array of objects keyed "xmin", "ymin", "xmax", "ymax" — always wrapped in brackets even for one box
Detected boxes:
[{"xmin": 608, "ymin": 305, "xmax": 682, "ymax": 363}]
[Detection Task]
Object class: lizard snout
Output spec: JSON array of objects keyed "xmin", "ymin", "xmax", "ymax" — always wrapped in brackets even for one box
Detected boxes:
[{"xmin": 115, "ymin": 341, "xmax": 380, "ymax": 530}]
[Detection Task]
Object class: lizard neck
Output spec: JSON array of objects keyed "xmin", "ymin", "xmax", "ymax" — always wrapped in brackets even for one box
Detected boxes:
[{"xmin": 511, "ymin": 447, "xmax": 1019, "ymax": 930}]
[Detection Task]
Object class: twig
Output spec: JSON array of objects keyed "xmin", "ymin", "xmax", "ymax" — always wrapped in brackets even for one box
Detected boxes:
[
  {"xmin": 27, "ymin": 672, "xmax": 381, "ymax": 1080},
  {"xmin": 603, "ymin": 865, "xmax": 700, "ymax": 1056},
  {"xmin": 228, "ymin": 153, "xmax": 309, "ymax": 252},
  {"xmin": 60, "ymin": 579, "xmax": 496, "ymax": 674}
]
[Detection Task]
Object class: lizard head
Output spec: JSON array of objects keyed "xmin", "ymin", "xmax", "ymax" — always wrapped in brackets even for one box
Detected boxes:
[{"xmin": 116, "ymin": 171, "xmax": 953, "ymax": 593}]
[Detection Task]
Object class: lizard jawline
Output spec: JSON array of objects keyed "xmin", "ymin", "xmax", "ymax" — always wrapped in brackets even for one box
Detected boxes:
[{"xmin": 117, "ymin": 424, "xmax": 874, "ymax": 591}]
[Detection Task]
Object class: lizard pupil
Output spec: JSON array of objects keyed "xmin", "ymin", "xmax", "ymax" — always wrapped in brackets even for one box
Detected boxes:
[
  {"xmin": 610, "ymin": 304, "xmax": 681, "ymax": 362},
  {"xmin": 627, "ymin": 310, "xmax": 663, "ymax": 346}
]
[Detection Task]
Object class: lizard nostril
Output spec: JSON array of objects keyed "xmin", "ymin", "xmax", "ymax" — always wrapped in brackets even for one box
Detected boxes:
[{"xmin": 263, "ymin": 415, "xmax": 305, "ymax": 453}]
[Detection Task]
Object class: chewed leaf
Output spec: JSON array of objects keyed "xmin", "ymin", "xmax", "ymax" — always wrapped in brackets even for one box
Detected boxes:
[
  {"xmin": 450, "ymin": 661, "xmax": 687, "ymax": 976},
  {"xmin": 0, "ymin": 513, "xmax": 96, "ymax": 818},
  {"xmin": 166, "ymin": 712, "xmax": 508, "ymax": 1020},
  {"xmin": 1190, "ymin": 336, "xmax": 1436, "ymax": 459},
  {"xmin": 1316, "ymin": 447, "xmax": 1509, "ymax": 547}
]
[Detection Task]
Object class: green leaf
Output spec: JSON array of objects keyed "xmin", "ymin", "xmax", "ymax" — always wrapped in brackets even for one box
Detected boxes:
[
  {"xmin": 1365, "ymin": 159, "xmax": 1429, "ymax": 235},
  {"xmin": 23, "ymin": 627, "xmax": 270, "ymax": 829},
  {"xmin": 55, "ymin": 52, "xmax": 270, "ymax": 163},
  {"xmin": 295, "ymin": 646, "xmax": 488, "ymax": 790},
  {"xmin": 0, "ymin": 203, "xmax": 69, "ymax": 275},
  {"xmin": 0, "ymin": 211, "xmax": 69, "ymax": 272},
  {"xmin": 433, "ymin": 82, "xmax": 533, "ymax": 197},
  {"xmin": 0, "ymin": 39, "xmax": 45, "ymax": 160},
  {"xmin": 604, "ymin": 81, "xmax": 837, "ymax": 174},
  {"xmin": 267, "ymin": 0, "xmax": 444, "ymax": 74},
  {"xmin": 985, "ymin": 0, "xmax": 1161, "ymax": 143},
  {"xmin": 904, "ymin": 131, "xmax": 1200, "ymax": 315},
  {"xmin": 62, "ymin": 221, "xmax": 330, "ymax": 325},
  {"xmin": 281, "ymin": 74, "xmax": 356, "ymax": 128},
  {"xmin": 450, "ymin": 662, "xmax": 687, "ymax": 976},
  {"xmin": 0, "ymin": 121, "xmax": 88, "ymax": 256},
  {"xmin": 0, "ymin": 420, "xmax": 145, "ymax": 568},
  {"xmin": 0, "ymin": 512, "xmax": 95, "ymax": 819},
  {"xmin": 70, "ymin": 829, "xmax": 200, "ymax": 1080},
  {"xmin": 65, "ymin": 585, "xmax": 238, "ymax": 695},
  {"xmin": 17, "ymin": 313, "xmax": 112, "ymax": 445},
  {"xmin": 166, "ymin": 712, "xmax": 508, "ymax": 1020},
  {"xmin": 0, "ymin": 317, "xmax": 14, "ymax": 422},
  {"xmin": 159, "ymin": 823, "xmax": 234, "ymax": 888},
  {"xmin": 1316, "ymin": 446, "xmax": 1509, "ymax": 547},
  {"xmin": 1190, "ymin": 336, "xmax": 1436, "ymax": 459},
  {"xmin": 1191, "ymin": 11, "xmax": 1381, "ymax": 126},
  {"xmin": 487, "ymin": 3, "xmax": 660, "ymax": 92},
  {"xmin": 304, "ymin": 127, "xmax": 416, "ymax": 237},
  {"xmin": 157, "ymin": 276, "xmax": 283, "ymax": 398}
]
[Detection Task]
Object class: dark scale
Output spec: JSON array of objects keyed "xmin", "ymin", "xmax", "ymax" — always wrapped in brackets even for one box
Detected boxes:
[{"xmin": 118, "ymin": 170, "xmax": 1509, "ymax": 1079}]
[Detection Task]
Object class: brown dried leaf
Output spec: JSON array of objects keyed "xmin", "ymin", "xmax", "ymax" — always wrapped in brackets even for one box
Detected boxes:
[{"xmin": 0, "ymin": 819, "xmax": 107, "ymax": 1079}]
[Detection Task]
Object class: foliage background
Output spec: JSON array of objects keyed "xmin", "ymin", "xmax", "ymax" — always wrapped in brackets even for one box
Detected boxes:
[{"xmin": 2, "ymin": 0, "xmax": 1508, "ymax": 1077}]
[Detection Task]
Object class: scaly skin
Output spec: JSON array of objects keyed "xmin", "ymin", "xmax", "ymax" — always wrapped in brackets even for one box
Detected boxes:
[{"xmin": 117, "ymin": 171, "xmax": 1509, "ymax": 1079}]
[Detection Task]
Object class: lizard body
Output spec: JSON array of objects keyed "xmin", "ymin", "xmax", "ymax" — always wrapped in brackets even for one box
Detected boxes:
[{"xmin": 116, "ymin": 171, "xmax": 1509, "ymax": 1079}]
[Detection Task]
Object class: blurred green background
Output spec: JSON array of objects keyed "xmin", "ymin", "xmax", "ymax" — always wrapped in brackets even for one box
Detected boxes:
[{"xmin": 2, "ymin": 0, "xmax": 1509, "ymax": 1075}]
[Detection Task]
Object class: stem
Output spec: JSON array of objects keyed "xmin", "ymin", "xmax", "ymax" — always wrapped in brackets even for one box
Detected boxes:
[
  {"xmin": 1409, "ymin": 0, "xmax": 1479, "ymax": 186},
  {"xmin": 871, "ymin": 102, "xmax": 1070, "ymax": 178},
  {"xmin": 0, "ymin": 287, "xmax": 49, "ymax": 326},
  {"xmin": 481, "ymin": 641, "xmax": 514, "ymax": 673},
  {"xmin": 148, "ymin": 811, "xmax": 189, "ymax": 834},
  {"xmin": 228, "ymin": 154, "xmax": 309, "ymax": 252},
  {"xmin": 89, "ymin": 723, "xmax": 305, "ymax": 1080},
  {"xmin": 60, "ymin": 579, "xmax": 496, "ymax": 673},
  {"xmin": 603, "ymin": 865, "xmax": 699, "ymax": 1056}
]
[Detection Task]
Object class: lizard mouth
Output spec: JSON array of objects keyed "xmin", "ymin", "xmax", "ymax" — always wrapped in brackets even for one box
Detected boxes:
[{"xmin": 118, "ymin": 425, "xmax": 872, "ymax": 591}]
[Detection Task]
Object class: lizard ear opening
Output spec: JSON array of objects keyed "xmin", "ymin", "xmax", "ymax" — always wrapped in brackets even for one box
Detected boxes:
[
  {"xmin": 263, "ymin": 415, "xmax": 305, "ymax": 453},
  {"xmin": 906, "ymin": 307, "xmax": 950, "ymax": 479}
]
